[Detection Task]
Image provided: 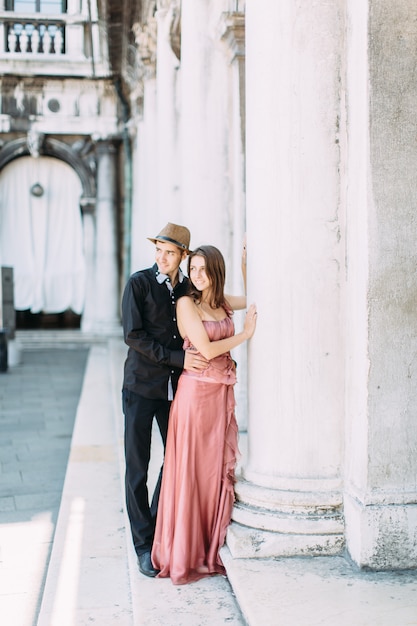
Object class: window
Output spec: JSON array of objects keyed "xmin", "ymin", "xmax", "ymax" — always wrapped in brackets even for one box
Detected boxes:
[
  {"xmin": 5, "ymin": 0, "xmax": 67, "ymax": 54},
  {"xmin": 5, "ymin": 1, "xmax": 67, "ymax": 13}
]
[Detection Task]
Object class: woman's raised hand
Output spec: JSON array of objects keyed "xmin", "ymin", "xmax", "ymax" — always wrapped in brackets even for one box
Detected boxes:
[{"xmin": 243, "ymin": 303, "xmax": 257, "ymax": 339}]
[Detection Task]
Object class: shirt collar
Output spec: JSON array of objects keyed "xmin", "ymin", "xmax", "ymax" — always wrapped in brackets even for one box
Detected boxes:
[{"xmin": 155, "ymin": 267, "xmax": 185, "ymax": 285}]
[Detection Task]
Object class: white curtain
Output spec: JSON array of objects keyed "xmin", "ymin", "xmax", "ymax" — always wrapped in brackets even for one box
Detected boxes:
[{"xmin": 0, "ymin": 156, "xmax": 86, "ymax": 314}]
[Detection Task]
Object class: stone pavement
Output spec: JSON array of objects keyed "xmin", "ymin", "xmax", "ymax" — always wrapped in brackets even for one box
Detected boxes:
[
  {"xmin": 0, "ymin": 344, "xmax": 89, "ymax": 626},
  {"xmin": 0, "ymin": 332, "xmax": 245, "ymax": 626},
  {"xmin": 1, "ymin": 330, "xmax": 417, "ymax": 626}
]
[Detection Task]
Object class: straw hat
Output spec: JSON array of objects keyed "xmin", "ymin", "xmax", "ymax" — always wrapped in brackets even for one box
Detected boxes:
[{"xmin": 147, "ymin": 222, "xmax": 191, "ymax": 253}]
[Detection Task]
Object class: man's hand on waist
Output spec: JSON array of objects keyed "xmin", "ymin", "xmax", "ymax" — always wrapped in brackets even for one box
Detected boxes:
[{"xmin": 184, "ymin": 350, "xmax": 209, "ymax": 372}]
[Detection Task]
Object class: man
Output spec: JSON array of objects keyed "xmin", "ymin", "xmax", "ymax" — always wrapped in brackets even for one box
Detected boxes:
[{"xmin": 121, "ymin": 223, "xmax": 208, "ymax": 577}]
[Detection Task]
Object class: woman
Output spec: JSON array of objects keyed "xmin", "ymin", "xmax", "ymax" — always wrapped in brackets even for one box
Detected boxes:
[{"xmin": 151, "ymin": 245, "xmax": 257, "ymax": 585}]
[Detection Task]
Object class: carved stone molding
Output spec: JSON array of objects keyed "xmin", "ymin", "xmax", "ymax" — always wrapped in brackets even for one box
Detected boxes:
[
  {"xmin": 142, "ymin": 0, "xmax": 157, "ymax": 18},
  {"xmin": 27, "ymin": 128, "xmax": 44, "ymax": 158},
  {"xmin": 169, "ymin": 0, "xmax": 181, "ymax": 60},
  {"xmin": 124, "ymin": 44, "xmax": 146, "ymax": 94},
  {"xmin": 219, "ymin": 12, "xmax": 245, "ymax": 62},
  {"xmin": 156, "ymin": 0, "xmax": 181, "ymax": 60},
  {"xmin": 132, "ymin": 18, "xmax": 157, "ymax": 79}
]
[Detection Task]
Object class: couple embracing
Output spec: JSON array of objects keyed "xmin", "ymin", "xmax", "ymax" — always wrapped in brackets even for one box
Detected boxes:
[{"xmin": 122, "ymin": 223, "xmax": 257, "ymax": 585}]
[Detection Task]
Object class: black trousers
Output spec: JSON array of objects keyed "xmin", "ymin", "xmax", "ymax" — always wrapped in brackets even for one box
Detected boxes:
[{"xmin": 122, "ymin": 389, "xmax": 170, "ymax": 556}]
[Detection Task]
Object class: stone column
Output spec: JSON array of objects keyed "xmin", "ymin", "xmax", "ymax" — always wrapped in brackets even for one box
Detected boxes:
[
  {"xmin": 130, "ymin": 18, "xmax": 158, "ymax": 273},
  {"xmin": 180, "ymin": 0, "xmax": 231, "ymax": 250},
  {"xmin": 227, "ymin": 0, "xmax": 345, "ymax": 558},
  {"xmin": 219, "ymin": 11, "xmax": 248, "ymax": 429},
  {"xmin": 219, "ymin": 11, "xmax": 246, "ymax": 275},
  {"xmin": 90, "ymin": 140, "xmax": 120, "ymax": 331},
  {"xmin": 0, "ymin": 0, "xmax": 5, "ymax": 54},
  {"xmin": 344, "ymin": 0, "xmax": 417, "ymax": 569},
  {"xmin": 80, "ymin": 204, "xmax": 96, "ymax": 333},
  {"xmin": 155, "ymin": 3, "xmax": 181, "ymax": 219}
]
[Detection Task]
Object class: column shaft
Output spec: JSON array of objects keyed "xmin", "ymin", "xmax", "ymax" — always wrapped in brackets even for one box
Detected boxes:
[
  {"xmin": 156, "ymin": 8, "xmax": 181, "ymax": 220},
  {"xmin": 180, "ymin": 0, "xmax": 231, "ymax": 251},
  {"xmin": 228, "ymin": 0, "xmax": 345, "ymax": 558},
  {"xmin": 130, "ymin": 76, "xmax": 158, "ymax": 273},
  {"xmin": 344, "ymin": 0, "xmax": 417, "ymax": 569},
  {"xmin": 92, "ymin": 141, "xmax": 120, "ymax": 331},
  {"xmin": 219, "ymin": 11, "xmax": 248, "ymax": 428}
]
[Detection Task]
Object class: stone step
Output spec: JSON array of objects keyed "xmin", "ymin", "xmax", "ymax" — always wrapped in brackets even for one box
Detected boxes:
[
  {"xmin": 36, "ymin": 342, "xmax": 132, "ymax": 626},
  {"xmin": 15, "ymin": 329, "xmax": 122, "ymax": 350},
  {"xmin": 36, "ymin": 339, "xmax": 246, "ymax": 626}
]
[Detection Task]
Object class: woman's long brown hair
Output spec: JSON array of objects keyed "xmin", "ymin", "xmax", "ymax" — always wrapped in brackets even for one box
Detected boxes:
[{"xmin": 187, "ymin": 245, "xmax": 227, "ymax": 310}]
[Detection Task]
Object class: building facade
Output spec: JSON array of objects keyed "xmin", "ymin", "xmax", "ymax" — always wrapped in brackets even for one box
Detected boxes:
[
  {"xmin": 107, "ymin": 0, "xmax": 417, "ymax": 571},
  {"xmin": 0, "ymin": 0, "xmax": 122, "ymax": 332},
  {"xmin": 1, "ymin": 0, "xmax": 416, "ymax": 572}
]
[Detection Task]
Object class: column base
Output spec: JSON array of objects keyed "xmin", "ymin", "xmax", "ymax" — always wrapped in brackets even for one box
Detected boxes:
[
  {"xmin": 344, "ymin": 491, "xmax": 417, "ymax": 570},
  {"xmin": 228, "ymin": 477, "xmax": 345, "ymax": 558},
  {"xmin": 227, "ymin": 521, "xmax": 345, "ymax": 559}
]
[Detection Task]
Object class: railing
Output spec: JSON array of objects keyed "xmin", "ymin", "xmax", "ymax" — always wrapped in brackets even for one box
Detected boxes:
[
  {"xmin": 5, "ymin": 19, "xmax": 66, "ymax": 54},
  {"xmin": 0, "ymin": 12, "xmax": 104, "ymax": 75}
]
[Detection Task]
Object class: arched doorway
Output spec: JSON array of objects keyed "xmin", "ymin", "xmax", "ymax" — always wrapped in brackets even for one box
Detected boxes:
[{"xmin": 0, "ymin": 155, "xmax": 86, "ymax": 328}]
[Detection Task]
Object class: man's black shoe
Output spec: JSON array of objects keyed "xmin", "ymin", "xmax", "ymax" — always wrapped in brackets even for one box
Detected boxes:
[{"xmin": 137, "ymin": 551, "xmax": 160, "ymax": 578}]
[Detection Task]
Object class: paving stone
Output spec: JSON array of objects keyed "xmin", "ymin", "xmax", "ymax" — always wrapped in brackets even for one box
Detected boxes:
[
  {"xmin": 0, "ymin": 496, "xmax": 15, "ymax": 512},
  {"xmin": 14, "ymin": 492, "xmax": 63, "ymax": 511},
  {"xmin": 0, "ymin": 346, "xmax": 89, "ymax": 626},
  {"xmin": 0, "ymin": 471, "xmax": 23, "ymax": 493}
]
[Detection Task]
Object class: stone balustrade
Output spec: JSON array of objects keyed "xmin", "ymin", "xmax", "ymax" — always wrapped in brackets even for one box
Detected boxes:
[{"xmin": 5, "ymin": 19, "xmax": 65, "ymax": 55}]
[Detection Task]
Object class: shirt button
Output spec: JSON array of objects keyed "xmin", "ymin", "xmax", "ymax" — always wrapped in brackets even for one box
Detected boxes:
[
  {"xmin": 173, "ymin": 317, "xmax": 176, "ymax": 321},
  {"xmin": 173, "ymin": 335, "xmax": 177, "ymax": 339}
]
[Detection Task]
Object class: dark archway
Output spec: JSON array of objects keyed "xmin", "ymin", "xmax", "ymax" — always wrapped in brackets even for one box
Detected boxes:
[
  {"xmin": 0, "ymin": 137, "xmax": 96, "ymax": 329},
  {"xmin": 0, "ymin": 135, "xmax": 96, "ymax": 212}
]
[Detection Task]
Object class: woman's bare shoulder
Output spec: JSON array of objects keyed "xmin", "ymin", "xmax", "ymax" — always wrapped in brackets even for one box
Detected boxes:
[
  {"xmin": 177, "ymin": 295, "xmax": 194, "ymax": 307},
  {"xmin": 177, "ymin": 295, "xmax": 199, "ymax": 315}
]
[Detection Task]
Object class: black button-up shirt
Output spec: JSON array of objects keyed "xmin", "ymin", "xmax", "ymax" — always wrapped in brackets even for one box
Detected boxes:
[{"xmin": 121, "ymin": 263, "xmax": 190, "ymax": 400}]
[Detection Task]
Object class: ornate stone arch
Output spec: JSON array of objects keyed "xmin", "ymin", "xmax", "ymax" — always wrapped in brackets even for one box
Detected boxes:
[{"xmin": 0, "ymin": 136, "xmax": 96, "ymax": 212}]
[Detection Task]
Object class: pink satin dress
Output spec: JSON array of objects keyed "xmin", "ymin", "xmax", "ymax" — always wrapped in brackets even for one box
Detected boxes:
[{"xmin": 151, "ymin": 315, "xmax": 239, "ymax": 585}]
